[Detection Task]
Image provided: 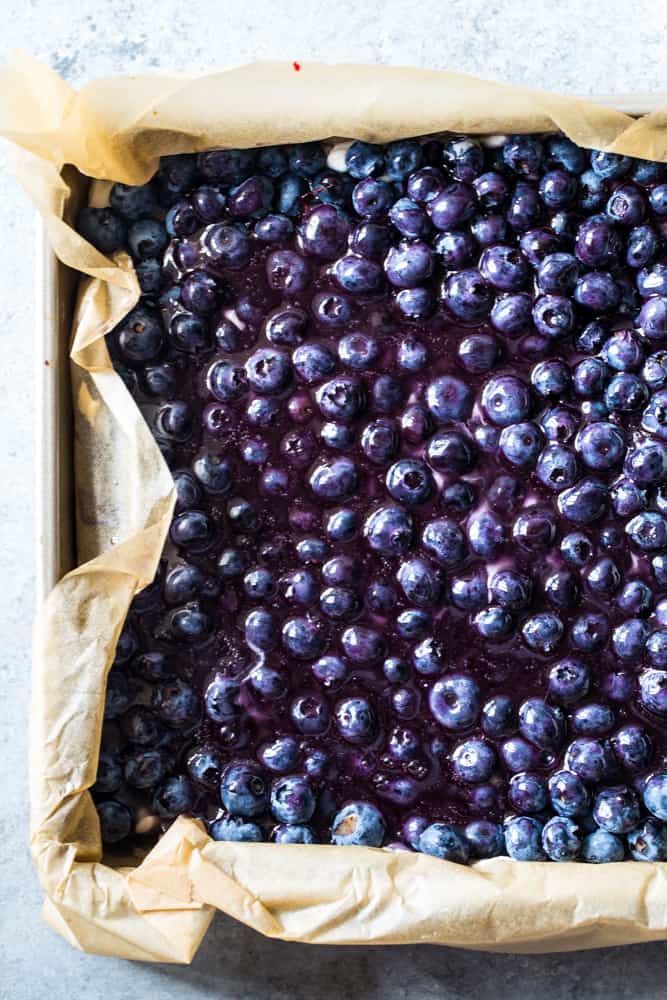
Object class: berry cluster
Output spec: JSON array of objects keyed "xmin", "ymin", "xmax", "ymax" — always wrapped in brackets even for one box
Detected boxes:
[{"xmin": 81, "ymin": 132, "xmax": 667, "ymax": 863}]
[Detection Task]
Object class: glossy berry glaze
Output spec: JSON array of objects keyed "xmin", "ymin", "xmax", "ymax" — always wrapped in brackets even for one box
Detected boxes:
[{"xmin": 83, "ymin": 135, "xmax": 667, "ymax": 863}]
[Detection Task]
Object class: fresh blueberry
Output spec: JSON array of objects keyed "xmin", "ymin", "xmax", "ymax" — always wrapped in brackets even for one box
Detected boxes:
[
  {"xmin": 97, "ymin": 800, "xmax": 133, "ymax": 844},
  {"xmin": 429, "ymin": 674, "xmax": 481, "ymax": 731},
  {"xmin": 627, "ymin": 818, "xmax": 667, "ymax": 861},
  {"xmin": 504, "ymin": 816, "xmax": 546, "ymax": 861},
  {"xmin": 433, "ymin": 229, "xmax": 476, "ymax": 267},
  {"xmin": 124, "ymin": 749, "xmax": 166, "ymax": 789},
  {"xmin": 499, "ymin": 421, "xmax": 543, "ymax": 467},
  {"xmin": 418, "ymin": 823, "xmax": 469, "ymax": 863},
  {"xmin": 442, "ymin": 269, "xmax": 494, "ymax": 321},
  {"xmin": 519, "ymin": 698, "xmax": 565, "ymax": 749},
  {"xmin": 450, "ymin": 570, "xmax": 488, "ymax": 612},
  {"xmin": 612, "ymin": 619, "xmax": 649, "ymax": 660},
  {"xmin": 564, "ymin": 738, "xmax": 616, "ymax": 784},
  {"xmin": 521, "ymin": 612, "xmax": 564, "ymax": 654},
  {"xmin": 341, "ymin": 625, "xmax": 385, "ymax": 664},
  {"xmin": 210, "ymin": 816, "xmax": 263, "ymax": 842},
  {"xmin": 331, "ymin": 801, "xmax": 385, "ymax": 847},
  {"xmin": 465, "ymin": 820, "xmax": 505, "ymax": 859},
  {"xmin": 77, "ymin": 206, "xmax": 127, "ymax": 254},
  {"xmin": 594, "ymin": 786, "xmax": 641, "ymax": 834},
  {"xmin": 581, "ymin": 829, "xmax": 624, "ymax": 863},
  {"xmin": 481, "ymin": 374, "xmax": 531, "ymax": 427},
  {"xmin": 273, "ymin": 824, "xmax": 316, "ymax": 844},
  {"xmin": 509, "ymin": 771, "xmax": 548, "ymax": 813},
  {"xmin": 541, "ymin": 816, "xmax": 582, "ymax": 861}
]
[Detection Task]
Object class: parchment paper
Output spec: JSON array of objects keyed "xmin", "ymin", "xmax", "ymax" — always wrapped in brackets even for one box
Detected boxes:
[{"xmin": 4, "ymin": 48, "xmax": 667, "ymax": 960}]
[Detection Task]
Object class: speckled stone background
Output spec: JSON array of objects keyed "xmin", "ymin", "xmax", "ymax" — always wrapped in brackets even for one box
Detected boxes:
[{"xmin": 2, "ymin": 1, "xmax": 667, "ymax": 996}]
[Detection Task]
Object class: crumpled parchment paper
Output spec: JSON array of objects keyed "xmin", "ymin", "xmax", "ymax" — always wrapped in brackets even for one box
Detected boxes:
[{"xmin": 3, "ymin": 49, "xmax": 667, "ymax": 960}]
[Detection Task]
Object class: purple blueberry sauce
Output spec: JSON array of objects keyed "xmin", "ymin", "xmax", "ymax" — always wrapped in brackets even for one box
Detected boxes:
[{"xmin": 82, "ymin": 135, "xmax": 667, "ymax": 863}]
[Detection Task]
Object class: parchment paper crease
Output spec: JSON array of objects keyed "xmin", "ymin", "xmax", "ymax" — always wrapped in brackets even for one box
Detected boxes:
[{"xmin": 4, "ymin": 49, "xmax": 667, "ymax": 960}]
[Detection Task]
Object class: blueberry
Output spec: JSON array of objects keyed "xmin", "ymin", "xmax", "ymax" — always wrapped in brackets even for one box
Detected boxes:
[
  {"xmin": 504, "ymin": 816, "xmax": 546, "ymax": 861},
  {"xmin": 603, "ymin": 330, "xmax": 644, "ymax": 372},
  {"xmin": 627, "ymin": 818, "xmax": 667, "ymax": 861},
  {"xmin": 470, "ymin": 214, "xmax": 507, "ymax": 247},
  {"xmin": 625, "ymin": 442, "xmax": 667, "ymax": 487},
  {"xmin": 456, "ymin": 333, "xmax": 498, "ymax": 375},
  {"xmin": 412, "ymin": 636, "xmax": 447, "ymax": 675},
  {"xmin": 639, "ymin": 296, "xmax": 667, "ymax": 341},
  {"xmin": 77, "ymin": 206, "xmax": 127, "ymax": 254},
  {"xmin": 585, "ymin": 556, "xmax": 622, "ymax": 596},
  {"xmin": 506, "ymin": 182, "xmax": 541, "ymax": 231},
  {"xmin": 626, "ymin": 511, "xmax": 667, "ymax": 551},
  {"xmin": 466, "ymin": 510, "xmax": 505, "ymax": 558},
  {"xmin": 536, "ymin": 444, "xmax": 579, "ymax": 492},
  {"xmin": 397, "ymin": 609, "xmax": 432, "ymax": 640},
  {"xmin": 643, "ymin": 352, "xmax": 667, "ymax": 394},
  {"xmin": 480, "ymin": 694, "xmax": 516, "ymax": 739},
  {"xmin": 369, "ymin": 583, "xmax": 398, "ymax": 615},
  {"xmin": 395, "ymin": 287, "xmax": 435, "ymax": 318},
  {"xmin": 385, "ymin": 459, "xmax": 434, "ymax": 506},
  {"xmin": 557, "ymin": 478, "xmax": 608, "ymax": 525},
  {"xmin": 418, "ymin": 823, "xmax": 469, "ymax": 863},
  {"xmin": 341, "ymin": 625, "xmax": 385, "ymax": 664},
  {"xmin": 210, "ymin": 816, "xmax": 263, "ymax": 842},
  {"xmin": 325, "ymin": 508, "xmax": 359, "ymax": 542},
  {"xmin": 539, "ymin": 169, "xmax": 578, "ymax": 209},
  {"xmin": 465, "ymin": 820, "xmax": 505, "ymax": 859},
  {"xmin": 372, "ymin": 374, "xmax": 403, "ymax": 413},
  {"xmin": 450, "ymin": 570, "xmax": 487, "ymax": 612},
  {"xmin": 421, "ymin": 518, "xmax": 466, "ymax": 567},
  {"xmin": 153, "ymin": 775, "xmax": 196, "ymax": 818},
  {"xmin": 480, "ymin": 374, "xmax": 531, "ymax": 427},
  {"xmin": 452, "ymin": 739, "xmax": 496, "ymax": 783},
  {"xmin": 565, "ymin": 737, "xmax": 616, "ymax": 784},
  {"xmin": 433, "ymin": 229, "xmax": 476, "ymax": 267},
  {"xmin": 273, "ymin": 824, "xmax": 316, "ymax": 844},
  {"xmin": 577, "ymin": 169, "xmax": 608, "ymax": 212},
  {"xmin": 109, "ymin": 178, "xmax": 158, "ymax": 219},
  {"xmin": 115, "ymin": 305, "xmax": 164, "ymax": 365},
  {"xmin": 388, "ymin": 197, "xmax": 431, "ymax": 238},
  {"xmin": 617, "ymin": 580, "xmax": 653, "ymax": 616},
  {"xmin": 407, "ymin": 165, "xmax": 445, "ymax": 203},
  {"xmin": 441, "ymin": 481, "xmax": 476, "ymax": 515},
  {"xmin": 395, "ymin": 339, "xmax": 428, "ymax": 377},
  {"xmin": 308, "ymin": 456, "xmax": 358, "ymax": 502},
  {"xmin": 429, "ymin": 674, "xmax": 481, "ymax": 731},
  {"xmin": 203, "ymin": 674, "xmax": 240, "ymax": 724},
  {"xmin": 384, "ymin": 239, "xmax": 433, "ymax": 289},
  {"xmin": 185, "ymin": 745, "xmax": 225, "ymax": 790},
  {"xmin": 319, "ymin": 586, "xmax": 360, "ymax": 621},
  {"xmin": 152, "ymin": 675, "xmax": 199, "ymax": 725},
  {"xmin": 97, "ymin": 800, "xmax": 133, "ymax": 844},
  {"xmin": 331, "ymin": 801, "xmax": 385, "ymax": 847},
  {"xmin": 522, "ymin": 612, "xmax": 564, "ymax": 654},
  {"xmin": 312, "ymin": 654, "xmax": 348, "ymax": 689},
  {"xmin": 642, "ymin": 390, "xmax": 667, "ymax": 441},
  {"xmin": 627, "ymin": 224, "xmax": 660, "ymax": 268},
  {"xmin": 473, "ymin": 169, "xmax": 509, "ymax": 207},
  {"xmin": 612, "ymin": 619, "xmax": 649, "ymax": 660},
  {"xmin": 428, "ymin": 182, "xmax": 476, "ymax": 229},
  {"xmin": 442, "ymin": 269, "xmax": 494, "ymax": 321},
  {"xmin": 508, "ymin": 771, "xmax": 548, "ymax": 814},
  {"xmin": 490, "ymin": 292, "xmax": 533, "ymax": 337},
  {"xmin": 519, "ymin": 698, "xmax": 565, "ymax": 749},
  {"xmin": 605, "ymin": 372, "xmax": 649, "ymax": 412},
  {"xmin": 582, "ymin": 829, "xmax": 625, "ymax": 863},
  {"xmin": 548, "ymin": 769, "xmax": 590, "ymax": 818},
  {"xmin": 611, "ymin": 725, "xmax": 653, "ymax": 773},
  {"xmin": 255, "ymin": 213, "xmax": 293, "ymax": 243},
  {"xmin": 532, "ymin": 294, "xmax": 575, "ymax": 338},
  {"xmin": 503, "ymin": 135, "xmax": 544, "ymax": 177},
  {"xmin": 103, "ymin": 670, "xmax": 131, "ymax": 720},
  {"xmin": 124, "ymin": 749, "xmax": 166, "ymax": 789},
  {"xmin": 499, "ymin": 421, "xmax": 543, "ymax": 467},
  {"xmin": 541, "ymin": 816, "xmax": 582, "ymax": 861},
  {"xmin": 344, "ymin": 141, "xmax": 385, "ymax": 179},
  {"xmin": 500, "ymin": 737, "xmax": 539, "ymax": 773},
  {"xmin": 363, "ymin": 505, "xmax": 414, "ymax": 557},
  {"xmin": 338, "ymin": 331, "xmax": 379, "ymax": 370},
  {"xmin": 593, "ymin": 786, "xmax": 641, "ymax": 835},
  {"xmin": 94, "ymin": 749, "xmax": 123, "ymax": 795},
  {"xmin": 479, "ymin": 245, "xmax": 529, "ymax": 291}
]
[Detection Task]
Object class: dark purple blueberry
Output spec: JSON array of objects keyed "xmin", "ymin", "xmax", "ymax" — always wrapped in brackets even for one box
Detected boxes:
[
  {"xmin": 334, "ymin": 696, "xmax": 377, "ymax": 744},
  {"xmin": 153, "ymin": 775, "xmax": 196, "ymax": 817},
  {"xmin": 509, "ymin": 771, "xmax": 548, "ymax": 813},
  {"xmin": 627, "ymin": 818, "xmax": 667, "ymax": 862},
  {"xmin": 590, "ymin": 150, "xmax": 631, "ymax": 180},
  {"xmin": 363, "ymin": 504, "xmax": 414, "ymax": 557},
  {"xmin": 351, "ymin": 178, "xmax": 393, "ymax": 218},
  {"xmin": 536, "ymin": 444, "xmax": 578, "ymax": 491},
  {"xmin": 499, "ymin": 421, "xmax": 543, "ymax": 467},
  {"xmin": 575, "ymin": 214, "xmax": 622, "ymax": 268},
  {"xmin": 457, "ymin": 333, "xmax": 499, "ymax": 374},
  {"xmin": 612, "ymin": 725, "xmax": 654, "ymax": 773},
  {"xmin": 574, "ymin": 271, "xmax": 621, "ymax": 312},
  {"xmin": 418, "ymin": 822, "xmax": 470, "ymax": 863},
  {"xmin": 427, "ymin": 182, "xmax": 476, "ymax": 229},
  {"xmin": 115, "ymin": 306, "xmax": 164, "ymax": 365},
  {"xmin": 191, "ymin": 185, "xmax": 227, "ymax": 223},
  {"xmin": 441, "ymin": 268, "xmax": 494, "ymax": 321},
  {"xmin": 407, "ymin": 166, "xmax": 445, "ymax": 203},
  {"xmin": 547, "ymin": 657, "xmax": 590, "ymax": 704},
  {"xmin": 259, "ymin": 736, "xmax": 300, "ymax": 773},
  {"xmin": 331, "ymin": 801, "xmax": 385, "ymax": 847},
  {"xmin": 536, "ymin": 252, "xmax": 579, "ymax": 295},
  {"xmin": 265, "ymin": 249, "xmax": 312, "ymax": 294},
  {"xmin": 426, "ymin": 374, "xmax": 473, "ymax": 423},
  {"xmin": 297, "ymin": 204, "xmax": 350, "ymax": 260},
  {"xmin": 512, "ymin": 506, "xmax": 557, "ymax": 551},
  {"xmin": 388, "ymin": 197, "xmax": 431, "ymax": 239},
  {"xmin": 503, "ymin": 135, "xmax": 543, "ymax": 177},
  {"xmin": 564, "ymin": 737, "xmax": 616, "ymax": 784},
  {"xmin": 606, "ymin": 182, "xmax": 646, "ymax": 226},
  {"xmin": 626, "ymin": 224, "xmax": 660, "ymax": 268},
  {"xmin": 470, "ymin": 214, "xmax": 507, "ymax": 247},
  {"xmin": 429, "ymin": 674, "xmax": 480, "ymax": 731},
  {"xmin": 124, "ymin": 748, "xmax": 166, "ymax": 789},
  {"xmin": 639, "ymin": 296, "xmax": 667, "ymax": 341},
  {"xmin": 201, "ymin": 223, "xmax": 251, "ymax": 269},
  {"xmin": 433, "ymin": 229, "xmax": 476, "ymax": 268},
  {"xmin": 532, "ymin": 294, "xmax": 575, "ymax": 338},
  {"xmin": 490, "ymin": 292, "xmax": 533, "ymax": 337},
  {"xmin": 288, "ymin": 142, "xmax": 325, "ymax": 177},
  {"xmin": 349, "ymin": 221, "xmax": 392, "ymax": 260},
  {"xmin": 538, "ymin": 169, "xmax": 577, "ymax": 209},
  {"xmin": 519, "ymin": 698, "xmax": 565, "ymax": 749},
  {"xmin": 344, "ymin": 141, "xmax": 385, "ymax": 179},
  {"xmin": 170, "ymin": 510, "xmax": 214, "ymax": 550},
  {"xmin": 504, "ymin": 816, "xmax": 546, "ymax": 861},
  {"xmin": 97, "ymin": 800, "xmax": 132, "ymax": 844},
  {"xmin": 220, "ymin": 762, "xmax": 268, "ymax": 818},
  {"xmin": 506, "ymin": 182, "xmax": 541, "ymax": 231},
  {"xmin": 385, "ymin": 459, "xmax": 434, "ymax": 505},
  {"xmin": 334, "ymin": 254, "xmax": 384, "ymax": 294},
  {"xmin": 341, "ymin": 624, "xmax": 385, "ymax": 664},
  {"xmin": 384, "ymin": 240, "xmax": 433, "ymax": 289},
  {"xmin": 479, "ymin": 244, "xmax": 529, "ymax": 291},
  {"xmin": 77, "ymin": 206, "xmax": 127, "ymax": 254},
  {"xmin": 254, "ymin": 213, "xmax": 293, "ymax": 243},
  {"xmin": 594, "ymin": 786, "xmax": 641, "ymax": 834},
  {"xmin": 557, "ymin": 478, "xmax": 608, "ymax": 525}
]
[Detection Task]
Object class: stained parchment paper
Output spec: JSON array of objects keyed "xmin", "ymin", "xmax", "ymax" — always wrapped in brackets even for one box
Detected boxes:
[{"xmin": 4, "ymin": 49, "xmax": 667, "ymax": 960}]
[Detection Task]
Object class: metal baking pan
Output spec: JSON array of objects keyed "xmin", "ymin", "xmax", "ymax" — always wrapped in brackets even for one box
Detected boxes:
[{"xmin": 35, "ymin": 96, "xmax": 665, "ymax": 602}]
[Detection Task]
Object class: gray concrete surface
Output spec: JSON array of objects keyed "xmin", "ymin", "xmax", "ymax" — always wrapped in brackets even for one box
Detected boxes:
[{"xmin": 2, "ymin": 1, "xmax": 667, "ymax": 996}]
